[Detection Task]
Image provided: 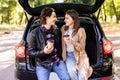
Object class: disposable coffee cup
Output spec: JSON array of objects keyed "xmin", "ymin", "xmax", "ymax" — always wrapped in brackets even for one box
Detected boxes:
[
  {"xmin": 63, "ymin": 34, "xmax": 69, "ymax": 37},
  {"xmin": 47, "ymin": 39, "xmax": 54, "ymax": 49}
]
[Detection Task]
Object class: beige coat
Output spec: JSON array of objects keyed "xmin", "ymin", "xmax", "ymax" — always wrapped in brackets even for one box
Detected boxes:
[{"xmin": 61, "ymin": 25, "xmax": 93, "ymax": 80}]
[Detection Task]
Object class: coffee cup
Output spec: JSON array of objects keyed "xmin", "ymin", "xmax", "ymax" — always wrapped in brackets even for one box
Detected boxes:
[
  {"xmin": 63, "ymin": 34, "xmax": 69, "ymax": 37},
  {"xmin": 47, "ymin": 39, "xmax": 54, "ymax": 49}
]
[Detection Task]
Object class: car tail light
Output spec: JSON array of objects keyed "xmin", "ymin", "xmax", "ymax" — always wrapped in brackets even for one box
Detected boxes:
[
  {"xmin": 103, "ymin": 41, "xmax": 113, "ymax": 54},
  {"xmin": 101, "ymin": 75, "xmax": 113, "ymax": 80},
  {"xmin": 15, "ymin": 45, "xmax": 25, "ymax": 58}
]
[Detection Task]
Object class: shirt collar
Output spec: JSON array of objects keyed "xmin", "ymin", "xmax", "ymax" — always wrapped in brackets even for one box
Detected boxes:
[{"xmin": 41, "ymin": 25, "xmax": 53, "ymax": 33}]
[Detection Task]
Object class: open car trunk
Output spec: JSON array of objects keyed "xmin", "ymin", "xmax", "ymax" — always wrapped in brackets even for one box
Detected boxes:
[
  {"xmin": 18, "ymin": 0, "xmax": 105, "ymax": 16},
  {"xmin": 26, "ymin": 16, "xmax": 99, "ymax": 71}
]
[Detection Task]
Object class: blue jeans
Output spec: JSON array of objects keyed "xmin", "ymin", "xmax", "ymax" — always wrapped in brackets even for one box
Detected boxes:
[
  {"xmin": 36, "ymin": 60, "xmax": 70, "ymax": 80},
  {"xmin": 66, "ymin": 52, "xmax": 85, "ymax": 80}
]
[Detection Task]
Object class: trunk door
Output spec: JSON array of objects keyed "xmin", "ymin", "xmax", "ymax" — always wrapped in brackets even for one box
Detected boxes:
[{"xmin": 18, "ymin": 0, "xmax": 105, "ymax": 16}]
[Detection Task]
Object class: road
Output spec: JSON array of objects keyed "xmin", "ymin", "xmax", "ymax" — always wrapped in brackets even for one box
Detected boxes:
[
  {"xmin": 0, "ymin": 30, "xmax": 120, "ymax": 80},
  {"xmin": 0, "ymin": 31, "xmax": 22, "ymax": 80},
  {"xmin": 106, "ymin": 33, "xmax": 120, "ymax": 79},
  {"xmin": 0, "ymin": 30, "xmax": 60, "ymax": 80}
]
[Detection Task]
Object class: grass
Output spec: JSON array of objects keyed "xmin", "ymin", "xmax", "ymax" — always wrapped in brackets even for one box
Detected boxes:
[
  {"xmin": 0, "ymin": 24, "xmax": 25, "ymax": 32},
  {"xmin": 0, "ymin": 23, "xmax": 120, "ymax": 32},
  {"xmin": 0, "ymin": 27, "xmax": 16, "ymax": 31}
]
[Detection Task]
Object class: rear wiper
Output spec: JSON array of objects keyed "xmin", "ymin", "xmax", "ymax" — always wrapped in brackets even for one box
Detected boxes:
[
  {"xmin": 24, "ymin": 11, "xmax": 29, "ymax": 22},
  {"xmin": 97, "ymin": 8, "xmax": 101, "ymax": 19}
]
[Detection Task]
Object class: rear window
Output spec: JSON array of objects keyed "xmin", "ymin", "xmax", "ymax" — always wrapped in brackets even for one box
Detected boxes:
[{"xmin": 29, "ymin": 0, "xmax": 96, "ymax": 7}]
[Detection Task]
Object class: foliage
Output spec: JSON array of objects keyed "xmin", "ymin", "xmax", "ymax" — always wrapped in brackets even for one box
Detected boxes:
[
  {"xmin": 97, "ymin": 0, "xmax": 120, "ymax": 23},
  {"xmin": 114, "ymin": 0, "xmax": 120, "ymax": 18},
  {"xmin": 29, "ymin": 0, "xmax": 55, "ymax": 7},
  {"xmin": 0, "ymin": 0, "xmax": 120, "ymax": 24},
  {"xmin": 0, "ymin": 0, "xmax": 17, "ymax": 24}
]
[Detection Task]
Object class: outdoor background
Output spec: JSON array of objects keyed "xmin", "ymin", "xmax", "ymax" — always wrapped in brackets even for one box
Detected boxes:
[
  {"xmin": 0, "ymin": 0, "xmax": 120, "ymax": 79},
  {"xmin": 0, "ymin": 0, "xmax": 120, "ymax": 32}
]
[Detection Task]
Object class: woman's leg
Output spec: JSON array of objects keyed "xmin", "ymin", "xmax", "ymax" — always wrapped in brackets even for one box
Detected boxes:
[
  {"xmin": 36, "ymin": 66, "xmax": 50, "ymax": 80},
  {"xmin": 53, "ymin": 60, "xmax": 70, "ymax": 80},
  {"xmin": 66, "ymin": 52, "xmax": 78, "ymax": 80},
  {"xmin": 78, "ymin": 71, "xmax": 85, "ymax": 80}
]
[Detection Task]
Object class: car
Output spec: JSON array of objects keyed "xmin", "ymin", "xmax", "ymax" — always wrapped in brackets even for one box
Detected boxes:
[{"xmin": 15, "ymin": 0, "xmax": 114, "ymax": 80}]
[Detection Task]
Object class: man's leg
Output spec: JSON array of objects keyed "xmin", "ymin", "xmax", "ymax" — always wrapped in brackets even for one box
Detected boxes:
[
  {"xmin": 53, "ymin": 60, "xmax": 70, "ymax": 80},
  {"xmin": 36, "ymin": 66, "xmax": 50, "ymax": 80}
]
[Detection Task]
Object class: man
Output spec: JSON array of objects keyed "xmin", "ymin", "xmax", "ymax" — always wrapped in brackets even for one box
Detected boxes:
[{"xmin": 28, "ymin": 7, "xmax": 70, "ymax": 80}]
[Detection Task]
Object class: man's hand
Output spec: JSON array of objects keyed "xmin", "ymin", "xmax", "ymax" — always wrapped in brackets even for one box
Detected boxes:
[{"xmin": 44, "ymin": 45, "xmax": 54, "ymax": 54}]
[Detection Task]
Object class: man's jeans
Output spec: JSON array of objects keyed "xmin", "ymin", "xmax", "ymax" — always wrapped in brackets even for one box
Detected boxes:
[
  {"xmin": 36, "ymin": 60, "xmax": 70, "ymax": 80},
  {"xmin": 66, "ymin": 52, "xmax": 85, "ymax": 80}
]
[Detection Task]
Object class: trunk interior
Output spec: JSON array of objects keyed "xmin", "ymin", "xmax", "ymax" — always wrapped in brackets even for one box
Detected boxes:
[{"xmin": 26, "ymin": 16, "xmax": 98, "ymax": 70}]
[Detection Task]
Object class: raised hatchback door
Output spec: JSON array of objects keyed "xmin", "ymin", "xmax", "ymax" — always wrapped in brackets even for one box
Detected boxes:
[{"xmin": 18, "ymin": 0, "xmax": 105, "ymax": 16}]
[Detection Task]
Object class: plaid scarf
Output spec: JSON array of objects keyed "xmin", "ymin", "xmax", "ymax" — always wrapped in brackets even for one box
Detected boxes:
[{"xmin": 41, "ymin": 26, "xmax": 60, "ymax": 65}]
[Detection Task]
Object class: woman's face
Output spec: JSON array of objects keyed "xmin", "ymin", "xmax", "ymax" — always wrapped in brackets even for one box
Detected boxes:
[
  {"xmin": 46, "ymin": 12, "xmax": 57, "ymax": 26},
  {"xmin": 64, "ymin": 14, "xmax": 74, "ymax": 27}
]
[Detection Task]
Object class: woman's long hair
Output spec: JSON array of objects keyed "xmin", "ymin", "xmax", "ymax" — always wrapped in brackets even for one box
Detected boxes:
[{"xmin": 64, "ymin": 9, "xmax": 81, "ymax": 36}]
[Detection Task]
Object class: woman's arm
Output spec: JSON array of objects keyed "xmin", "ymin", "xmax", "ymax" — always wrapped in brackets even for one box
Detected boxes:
[{"xmin": 72, "ymin": 28, "xmax": 86, "ymax": 51}]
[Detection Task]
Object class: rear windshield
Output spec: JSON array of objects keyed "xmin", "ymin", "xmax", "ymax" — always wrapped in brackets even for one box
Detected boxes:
[{"xmin": 29, "ymin": 0, "xmax": 96, "ymax": 7}]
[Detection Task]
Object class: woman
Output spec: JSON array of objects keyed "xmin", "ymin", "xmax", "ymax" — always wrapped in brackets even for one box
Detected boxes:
[
  {"xmin": 61, "ymin": 9, "xmax": 88, "ymax": 80},
  {"xmin": 28, "ymin": 7, "xmax": 70, "ymax": 80}
]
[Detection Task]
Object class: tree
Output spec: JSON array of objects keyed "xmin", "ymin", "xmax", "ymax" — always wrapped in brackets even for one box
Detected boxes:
[
  {"xmin": 0, "ymin": 0, "xmax": 17, "ymax": 24},
  {"xmin": 0, "ymin": 0, "xmax": 120, "ymax": 24},
  {"xmin": 111, "ymin": 0, "xmax": 119, "ymax": 23},
  {"xmin": 98, "ymin": 0, "xmax": 120, "ymax": 23}
]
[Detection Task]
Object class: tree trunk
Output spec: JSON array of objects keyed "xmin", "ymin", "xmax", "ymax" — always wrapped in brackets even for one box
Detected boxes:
[
  {"xmin": 1, "ymin": 15, "xmax": 3, "ymax": 24},
  {"xmin": 102, "ymin": 4, "xmax": 107, "ymax": 22},
  {"xmin": 111, "ymin": 0, "xmax": 119, "ymax": 23},
  {"xmin": 19, "ymin": 13, "xmax": 24, "ymax": 25}
]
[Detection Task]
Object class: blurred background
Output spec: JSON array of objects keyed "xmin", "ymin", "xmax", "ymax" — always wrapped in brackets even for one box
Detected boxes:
[
  {"xmin": 0, "ymin": 0, "xmax": 120, "ymax": 80},
  {"xmin": 0, "ymin": 0, "xmax": 120, "ymax": 32}
]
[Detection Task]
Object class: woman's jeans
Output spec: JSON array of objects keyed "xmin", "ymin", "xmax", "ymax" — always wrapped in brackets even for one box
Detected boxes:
[
  {"xmin": 36, "ymin": 60, "xmax": 70, "ymax": 80},
  {"xmin": 66, "ymin": 52, "xmax": 85, "ymax": 80}
]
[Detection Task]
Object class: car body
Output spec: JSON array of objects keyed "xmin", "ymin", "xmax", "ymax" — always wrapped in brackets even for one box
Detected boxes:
[{"xmin": 15, "ymin": 0, "xmax": 114, "ymax": 80}]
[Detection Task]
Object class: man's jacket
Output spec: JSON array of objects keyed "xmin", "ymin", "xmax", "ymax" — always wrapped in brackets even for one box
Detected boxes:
[{"xmin": 28, "ymin": 26, "xmax": 62, "ymax": 67}]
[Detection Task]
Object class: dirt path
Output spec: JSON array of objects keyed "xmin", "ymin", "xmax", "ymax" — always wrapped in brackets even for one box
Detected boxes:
[
  {"xmin": 102, "ymin": 23, "xmax": 120, "ymax": 35},
  {"xmin": 102, "ymin": 24, "xmax": 120, "ymax": 78}
]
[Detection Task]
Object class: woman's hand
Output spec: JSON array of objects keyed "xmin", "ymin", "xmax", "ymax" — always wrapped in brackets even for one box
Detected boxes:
[
  {"xmin": 44, "ymin": 45, "xmax": 54, "ymax": 54},
  {"xmin": 64, "ymin": 37, "xmax": 73, "ymax": 44}
]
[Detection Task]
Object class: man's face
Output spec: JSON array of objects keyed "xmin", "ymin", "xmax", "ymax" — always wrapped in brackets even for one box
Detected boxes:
[{"xmin": 46, "ymin": 12, "xmax": 57, "ymax": 26}]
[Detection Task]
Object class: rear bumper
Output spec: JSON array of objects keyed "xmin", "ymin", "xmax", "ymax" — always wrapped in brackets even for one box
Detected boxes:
[
  {"xmin": 89, "ymin": 65, "xmax": 114, "ymax": 79},
  {"xmin": 15, "ymin": 69, "xmax": 37, "ymax": 80},
  {"xmin": 89, "ymin": 75, "xmax": 114, "ymax": 80},
  {"xmin": 15, "ymin": 63, "xmax": 114, "ymax": 80},
  {"xmin": 15, "ymin": 63, "xmax": 37, "ymax": 80},
  {"xmin": 16, "ymin": 68, "xmax": 113, "ymax": 80}
]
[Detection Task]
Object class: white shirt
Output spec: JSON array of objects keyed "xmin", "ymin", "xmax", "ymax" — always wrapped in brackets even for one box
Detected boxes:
[{"xmin": 65, "ymin": 29, "xmax": 74, "ymax": 52}]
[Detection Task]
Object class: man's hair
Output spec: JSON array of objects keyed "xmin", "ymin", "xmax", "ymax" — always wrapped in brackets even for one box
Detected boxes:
[{"xmin": 40, "ymin": 7, "xmax": 55, "ymax": 24}]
